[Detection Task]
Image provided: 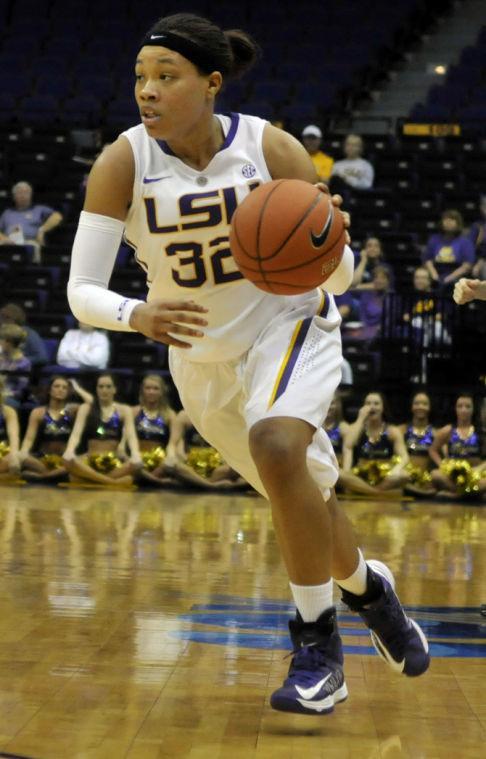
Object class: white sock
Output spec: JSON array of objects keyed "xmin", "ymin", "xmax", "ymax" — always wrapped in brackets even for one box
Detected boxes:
[
  {"xmin": 289, "ymin": 579, "xmax": 334, "ymax": 622},
  {"xmin": 336, "ymin": 548, "xmax": 368, "ymax": 596}
]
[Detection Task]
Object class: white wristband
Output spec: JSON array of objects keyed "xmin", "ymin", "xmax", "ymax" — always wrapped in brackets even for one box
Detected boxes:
[{"xmin": 68, "ymin": 210, "xmax": 145, "ymax": 331}]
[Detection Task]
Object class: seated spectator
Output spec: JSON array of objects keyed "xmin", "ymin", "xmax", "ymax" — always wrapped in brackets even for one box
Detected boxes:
[
  {"xmin": 341, "ymin": 391, "xmax": 409, "ymax": 496},
  {"xmin": 429, "ymin": 393, "xmax": 486, "ymax": 500},
  {"xmin": 330, "ymin": 134, "xmax": 374, "ymax": 193},
  {"xmin": 0, "ymin": 181, "xmax": 63, "ymax": 263},
  {"xmin": 57, "ymin": 321, "xmax": 110, "ymax": 370},
  {"xmin": 423, "ymin": 209, "xmax": 475, "ymax": 291},
  {"xmin": 0, "ymin": 374, "xmax": 20, "ymax": 478},
  {"xmin": 334, "ymin": 291, "xmax": 359, "ymax": 323},
  {"xmin": 323, "ymin": 392, "xmax": 349, "ymax": 469},
  {"xmin": 0, "ymin": 324, "xmax": 31, "ymax": 407},
  {"xmin": 130, "ymin": 374, "xmax": 179, "ymax": 487},
  {"xmin": 19, "ymin": 376, "xmax": 92, "ymax": 482},
  {"xmin": 0, "ymin": 303, "xmax": 48, "ymax": 367},
  {"xmin": 301, "ymin": 124, "xmax": 334, "ymax": 183},
  {"xmin": 344, "ymin": 266, "xmax": 391, "ymax": 342},
  {"xmin": 170, "ymin": 409, "xmax": 249, "ymax": 490},
  {"xmin": 351, "ymin": 236, "xmax": 393, "ymax": 289},
  {"xmin": 469, "ymin": 194, "xmax": 486, "ymax": 264},
  {"xmin": 62, "ymin": 373, "xmax": 141, "ymax": 487},
  {"xmin": 403, "ymin": 268, "xmax": 450, "ymax": 343},
  {"xmin": 398, "ymin": 391, "xmax": 436, "ymax": 496}
]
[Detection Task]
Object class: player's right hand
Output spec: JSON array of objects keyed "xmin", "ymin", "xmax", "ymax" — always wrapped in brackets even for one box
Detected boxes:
[{"xmin": 129, "ymin": 300, "xmax": 208, "ymax": 349}]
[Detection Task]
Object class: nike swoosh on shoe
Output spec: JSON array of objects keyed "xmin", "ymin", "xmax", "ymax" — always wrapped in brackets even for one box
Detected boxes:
[
  {"xmin": 370, "ymin": 631, "xmax": 406, "ymax": 673},
  {"xmin": 295, "ymin": 672, "xmax": 332, "ymax": 699}
]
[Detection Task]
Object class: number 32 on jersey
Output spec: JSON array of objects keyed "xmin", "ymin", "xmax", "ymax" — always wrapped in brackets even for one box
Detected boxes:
[{"xmin": 144, "ymin": 184, "xmax": 258, "ymax": 288}]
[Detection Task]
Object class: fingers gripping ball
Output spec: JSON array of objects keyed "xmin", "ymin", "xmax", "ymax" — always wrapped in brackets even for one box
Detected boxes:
[{"xmin": 229, "ymin": 179, "xmax": 346, "ymax": 295}]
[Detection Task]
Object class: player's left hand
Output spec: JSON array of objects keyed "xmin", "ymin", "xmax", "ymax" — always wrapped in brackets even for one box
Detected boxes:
[
  {"xmin": 315, "ymin": 184, "xmax": 351, "ymax": 245},
  {"xmin": 36, "ymin": 228, "xmax": 46, "ymax": 245}
]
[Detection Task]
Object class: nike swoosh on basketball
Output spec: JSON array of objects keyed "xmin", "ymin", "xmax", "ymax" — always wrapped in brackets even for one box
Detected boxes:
[
  {"xmin": 143, "ymin": 175, "xmax": 172, "ymax": 184},
  {"xmin": 295, "ymin": 672, "xmax": 332, "ymax": 700},
  {"xmin": 310, "ymin": 206, "xmax": 333, "ymax": 248}
]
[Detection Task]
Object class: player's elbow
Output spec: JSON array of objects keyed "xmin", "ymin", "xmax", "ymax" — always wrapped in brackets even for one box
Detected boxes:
[{"xmin": 67, "ymin": 278, "xmax": 88, "ymax": 324}]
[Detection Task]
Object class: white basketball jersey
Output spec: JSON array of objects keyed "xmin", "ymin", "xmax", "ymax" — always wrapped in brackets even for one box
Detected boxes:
[{"xmin": 122, "ymin": 113, "xmax": 326, "ymax": 362}]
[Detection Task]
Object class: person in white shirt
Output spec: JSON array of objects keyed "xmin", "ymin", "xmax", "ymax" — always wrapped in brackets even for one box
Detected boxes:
[
  {"xmin": 56, "ymin": 322, "xmax": 110, "ymax": 369},
  {"xmin": 330, "ymin": 134, "xmax": 374, "ymax": 192}
]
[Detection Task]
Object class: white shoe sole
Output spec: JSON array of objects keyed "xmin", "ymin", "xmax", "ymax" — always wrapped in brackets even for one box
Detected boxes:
[{"xmin": 295, "ymin": 682, "xmax": 349, "ymax": 713}]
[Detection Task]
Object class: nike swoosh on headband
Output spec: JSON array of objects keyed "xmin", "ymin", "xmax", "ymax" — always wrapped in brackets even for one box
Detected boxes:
[
  {"xmin": 142, "ymin": 175, "xmax": 172, "ymax": 183},
  {"xmin": 310, "ymin": 205, "xmax": 334, "ymax": 248}
]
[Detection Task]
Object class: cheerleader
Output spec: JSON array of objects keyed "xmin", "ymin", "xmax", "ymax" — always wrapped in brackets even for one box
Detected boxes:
[
  {"xmin": 398, "ymin": 391, "xmax": 436, "ymax": 496},
  {"xmin": 323, "ymin": 393, "xmax": 349, "ymax": 468},
  {"xmin": 20, "ymin": 376, "xmax": 92, "ymax": 482},
  {"xmin": 171, "ymin": 410, "xmax": 248, "ymax": 490},
  {"xmin": 63, "ymin": 373, "xmax": 141, "ymax": 486},
  {"xmin": 131, "ymin": 374, "xmax": 178, "ymax": 486},
  {"xmin": 429, "ymin": 394, "xmax": 486, "ymax": 499},
  {"xmin": 0, "ymin": 375, "xmax": 20, "ymax": 479},
  {"xmin": 342, "ymin": 392, "xmax": 409, "ymax": 495}
]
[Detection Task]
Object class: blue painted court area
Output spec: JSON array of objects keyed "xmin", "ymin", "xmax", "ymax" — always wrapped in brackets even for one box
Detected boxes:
[{"xmin": 173, "ymin": 598, "xmax": 486, "ymax": 658}]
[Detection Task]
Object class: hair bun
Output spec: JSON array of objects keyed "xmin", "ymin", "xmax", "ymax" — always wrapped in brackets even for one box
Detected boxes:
[{"xmin": 224, "ymin": 29, "xmax": 260, "ymax": 79}]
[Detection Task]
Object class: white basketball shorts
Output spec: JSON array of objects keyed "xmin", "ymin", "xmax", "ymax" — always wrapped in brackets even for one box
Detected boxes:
[{"xmin": 169, "ymin": 290, "xmax": 343, "ymax": 500}]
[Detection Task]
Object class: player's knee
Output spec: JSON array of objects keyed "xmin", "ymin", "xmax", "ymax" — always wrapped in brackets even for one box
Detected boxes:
[{"xmin": 249, "ymin": 419, "xmax": 306, "ymax": 474}]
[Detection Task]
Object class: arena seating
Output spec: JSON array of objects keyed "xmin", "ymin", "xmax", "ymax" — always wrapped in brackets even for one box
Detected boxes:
[
  {"xmin": 1, "ymin": 0, "xmax": 485, "ymax": 408},
  {"xmin": 0, "ymin": 0, "xmax": 422, "ymax": 131},
  {"xmin": 411, "ymin": 26, "xmax": 486, "ymax": 122}
]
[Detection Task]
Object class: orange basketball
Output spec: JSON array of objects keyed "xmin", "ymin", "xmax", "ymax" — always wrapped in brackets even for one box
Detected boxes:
[{"xmin": 229, "ymin": 179, "xmax": 345, "ymax": 295}]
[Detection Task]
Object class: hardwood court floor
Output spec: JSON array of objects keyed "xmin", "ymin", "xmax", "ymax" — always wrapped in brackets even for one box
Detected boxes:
[{"xmin": 0, "ymin": 485, "xmax": 484, "ymax": 759}]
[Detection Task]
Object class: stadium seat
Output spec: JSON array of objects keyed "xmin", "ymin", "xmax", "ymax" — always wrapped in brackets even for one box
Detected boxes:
[
  {"xmin": 34, "ymin": 314, "xmax": 72, "ymax": 338},
  {"xmin": 43, "ymin": 338, "xmax": 60, "ymax": 363},
  {"xmin": 9, "ymin": 288, "xmax": 48, "ymax": 313},
  {"xmin": 19, "ymin": 95, "xmax": 59, "ymax": 124}
]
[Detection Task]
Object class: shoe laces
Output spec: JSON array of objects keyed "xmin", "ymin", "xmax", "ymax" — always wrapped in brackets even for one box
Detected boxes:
[
  {"xmin": 373, "ymin": 596, "xmax": 410, "ymax": 656},
  {"xmin": 285, "ymin": 644, "xmax": 329, "ymax": 685}
]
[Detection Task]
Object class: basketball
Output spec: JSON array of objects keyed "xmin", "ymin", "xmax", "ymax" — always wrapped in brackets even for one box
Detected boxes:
[{"xmin": 229, "ymin": 179, "xmax": 346, "ymax": 295}]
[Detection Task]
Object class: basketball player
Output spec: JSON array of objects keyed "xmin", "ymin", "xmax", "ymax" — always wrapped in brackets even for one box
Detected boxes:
[{"xmin": 68, "ymin": 13, "xmax": 429, "ymax": 715}]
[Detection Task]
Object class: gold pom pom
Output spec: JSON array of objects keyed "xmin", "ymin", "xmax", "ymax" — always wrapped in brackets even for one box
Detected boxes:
[
  {"xmin": 186, "ymin": 447, "xmax": 223, "ymax": 478},
  {"xmin": 88, "ymin": 452, "xmax": 122, "ymax": 473},
  {"xmin": 142, "ymin": 447, "xmax": 166, "ymax": 472},
  {"xmin": 41, "ymin": 454, "xmax": 64, "ymax": 471}
]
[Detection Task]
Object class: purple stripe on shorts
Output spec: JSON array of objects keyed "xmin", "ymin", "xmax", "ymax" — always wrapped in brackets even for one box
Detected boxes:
[
  {"xmin": 319, "ymin": 291, "xmax": 330, "ymax": 317},
  {"xmin": 273, "ymin": 316, "xmax": 312, "ymax": 404}
]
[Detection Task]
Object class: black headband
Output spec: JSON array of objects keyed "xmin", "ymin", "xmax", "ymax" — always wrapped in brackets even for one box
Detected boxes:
[{"xmin": 140, "ymin": 31, "xmax": 223, "ymax": 74}]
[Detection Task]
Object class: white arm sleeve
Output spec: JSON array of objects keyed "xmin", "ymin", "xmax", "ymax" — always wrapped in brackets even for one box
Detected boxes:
[
  {"xmin": 323, "ymin": 244, "xmax": 354, "ymax": 295},
  {"xmin": 68, "ymin": 211, "xmax": 145, "ymax": 331}
]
